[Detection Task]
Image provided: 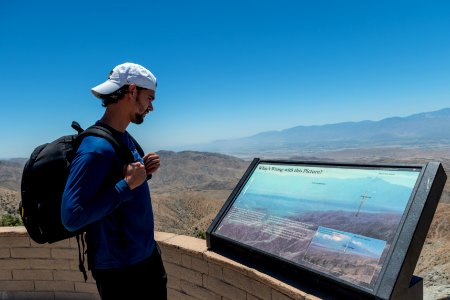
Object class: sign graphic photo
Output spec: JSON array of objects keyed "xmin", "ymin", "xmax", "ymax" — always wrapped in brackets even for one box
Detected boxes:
[{"xmin": 207, "ymin": 159, "xmax": 447, "ymax": 299}]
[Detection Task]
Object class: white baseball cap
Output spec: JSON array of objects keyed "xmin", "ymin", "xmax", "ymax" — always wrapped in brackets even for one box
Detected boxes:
[{"xmin": 91, "ymin": 62, "xmax": 157, "ymax": 97}]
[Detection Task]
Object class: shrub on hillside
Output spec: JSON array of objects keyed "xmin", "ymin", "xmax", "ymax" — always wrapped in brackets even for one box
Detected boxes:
[{"xmin": 1, "ymin": 214, "xmax": 22, "ymax": 226}]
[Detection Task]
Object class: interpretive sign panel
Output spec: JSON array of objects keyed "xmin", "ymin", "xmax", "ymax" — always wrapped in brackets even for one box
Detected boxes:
[{"xmin": 207, "ymin": 159, "xmax": 447, "ymax": 299}]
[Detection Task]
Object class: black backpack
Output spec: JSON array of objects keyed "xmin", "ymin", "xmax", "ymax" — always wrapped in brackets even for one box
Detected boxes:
[{"xmin": 19, "ymin": 121, "xmax": 143, "ymax": 279}]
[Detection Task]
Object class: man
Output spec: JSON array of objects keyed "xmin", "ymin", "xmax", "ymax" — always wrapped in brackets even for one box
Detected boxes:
[{"xmin": 61, "ymin": 62, "xmax": 167, "ymax": 299}]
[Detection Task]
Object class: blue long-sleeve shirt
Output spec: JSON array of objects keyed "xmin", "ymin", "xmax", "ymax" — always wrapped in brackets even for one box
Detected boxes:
[{"xmin": 61, "ymin": 122, "xmax": 155, "ymax": 269}]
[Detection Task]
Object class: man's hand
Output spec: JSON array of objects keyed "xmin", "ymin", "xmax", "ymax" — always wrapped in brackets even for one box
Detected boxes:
[
  {"xmin": 124, "ymin": 162, "xmax": 147, "ymax": 190},
  {"xmin": 143, "ymin": 152, "xmax": 160, "ymax": 175}
]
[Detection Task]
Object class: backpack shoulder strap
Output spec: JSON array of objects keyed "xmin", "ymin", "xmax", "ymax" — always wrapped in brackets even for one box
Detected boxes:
[
  {"xmin": 76, "ymin": 125, "xmax": 134, "ymax": 163},
  {"xmin": 128, "ymin": 133, "xmax": 145, "ymax": 157},
  {"xmin": 79, "ymin": 125, "xmax": 121, "ymax": 149},
  {"xmin": 127, "ymin": 132, "xmax": 152, "ymax": 180},
  {"xmin": 72, "ymin": 122, "xmax": 146, "ymax": 166}
]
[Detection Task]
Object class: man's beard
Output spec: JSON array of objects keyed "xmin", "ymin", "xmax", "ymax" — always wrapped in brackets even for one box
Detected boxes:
[{"xmin": 133, "ymin": 113, "xmax": 145, "ymax": 125}]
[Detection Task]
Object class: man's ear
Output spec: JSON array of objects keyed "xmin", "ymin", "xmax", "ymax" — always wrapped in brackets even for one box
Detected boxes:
[
  {"xmin": 128, "ymin": 84, "xmax": 137, "ymax": 96},
  {"xmin": 124, "ymin": 84, "xmax": 138, "ymax": 102}
]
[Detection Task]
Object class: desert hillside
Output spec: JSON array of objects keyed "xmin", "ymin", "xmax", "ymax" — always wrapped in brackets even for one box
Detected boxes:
[
  {"xmin": 0, "ymin": 159, "xmax": 25, "ymax": 191},
  {"xmin": 149, "ymin": 150, "xmax": 250, "ymax": 236},
  {"xmin": 0, "ymin": 149, "xmax": 449, "ymax": 299},
  {"xmin": 0, "ymin": 159, "xmax": 26, "ymax": 217}
]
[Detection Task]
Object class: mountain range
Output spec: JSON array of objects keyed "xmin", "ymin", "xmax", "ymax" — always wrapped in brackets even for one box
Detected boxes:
[{"xmin": 190, "ymin": 108, "xmax": 450, "ymax": 157}]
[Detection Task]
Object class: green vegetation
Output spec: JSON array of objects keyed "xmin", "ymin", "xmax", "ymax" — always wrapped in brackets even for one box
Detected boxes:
[
  {"xmin": 193, "ymin": 227, "xmax": 206, "ymax": 240},
  {"xmin": 1, "ymin": 214, "xmax": 23, "ymax": 226}
]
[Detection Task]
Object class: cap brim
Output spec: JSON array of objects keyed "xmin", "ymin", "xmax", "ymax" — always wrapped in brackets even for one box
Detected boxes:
[{"xmin": 91, "ymin": 80, "xmax": 122, "ymax": 98}]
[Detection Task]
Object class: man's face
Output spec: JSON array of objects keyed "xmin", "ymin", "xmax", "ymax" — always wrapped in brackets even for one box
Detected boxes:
[{"xmin": 133, "ymin": 88, "xmax": 155, "ymax": 125}]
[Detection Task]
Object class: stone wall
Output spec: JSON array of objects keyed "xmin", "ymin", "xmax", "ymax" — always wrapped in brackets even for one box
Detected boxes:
[{"xmin": 0, "ymin": 227, "xmax": 318, "ymax": 300}]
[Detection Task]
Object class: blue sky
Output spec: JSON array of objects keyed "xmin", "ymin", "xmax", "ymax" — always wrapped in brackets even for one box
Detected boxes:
[{"xmin": 1, "ymin": 1, "xmax": 450, "ymax": 158}]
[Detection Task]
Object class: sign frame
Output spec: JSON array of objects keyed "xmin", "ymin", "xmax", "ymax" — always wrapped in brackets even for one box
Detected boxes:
[{"xmin": 206, "ymin": 159, "xmax": 447, "ymax": 299}]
